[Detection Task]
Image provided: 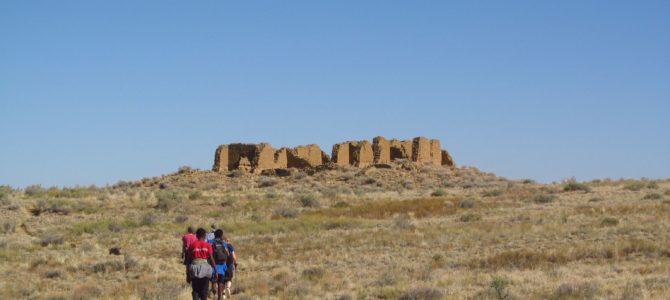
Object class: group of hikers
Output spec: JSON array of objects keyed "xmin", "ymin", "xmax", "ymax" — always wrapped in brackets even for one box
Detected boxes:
[{"xmin": 182, "ymin": 225, "xmax": 238, "ymax": 300}]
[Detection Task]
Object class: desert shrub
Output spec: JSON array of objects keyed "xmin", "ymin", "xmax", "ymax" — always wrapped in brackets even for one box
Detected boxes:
[
  {"xmin": 265, "ymin": 190, "xmax": 279, "ymax": 199},
  {"xmin": 140, "ymin": 213, "xmax": 159, "ymax": 226},
  {"xmin": 600, "ymin": 217, "xmax": 619, "ymax": 227},
  {"xmin": 623, "ymin": 181, "xmax": 646, "ymax": 191},
  {"xmin": 292, "ymin": 171, "xmax": 308, "ymax": 180},
  {"xmin": 173, "ymin": 215, "xmax": 188, "ymax": 224},
  {"xmin": 155, "ymin": 191, "xmax": 185, "ymax": 210},
  {"xmin": 273, "ymin": 208, "xmax": 299, "ymax": 219},
  {"xmin": 430, "ymin": 189, "xmax": 447, "ymax": 197},
  {"xmin": 460, "ymin": 213, "xmax": 482, "ymax": 222},
  {"xmin": 302, "ymin": 267, "xmax": 324, "ymax": 281},
  {"xmin": 401, "ymin": 180, "xmax": 415, "ymax": 189},
  {"xmin": 333, "ymin": 201, "xmax": 350, "ymax": 208},
  {"xmin": 336, "ymin": 294, "xmax": 354, "ymax": 300},
  {"xmin": 358, "ymin": 177, "xmax": 377, "ymax": 185},
  {"xmin": 490, "ymin": 275, "xmax": 510, "ymax": 300},
  {"xmin": 321, "ymin": 186, "xmax": 346, "ymax": 200},
  {"xmin": 124, "ymin": 254, "xmax": 139, "ymax": 270},
  {"xmin": 399, "ymin": 287, "xmax": 444, "ymax": 300},
  {"xmin": 108, "ymin": 222, "xmax": 123, "ymax": 232},
  {"xmin": 44, "ymin": 270, "xmax": 62, "ymax": 279},
  {"xmin": 24, "ymin": 184, "xmax": 45, "ymax": 197},
  {"xmin": 177, "ymin": 165, "xmax": 193, "ymax": 174},
  {"xmin": 259, "ymin": 178, "xmax": 279, "ymax": 188},
  {"xmin": 72, "ymin": 284, "xmax": 103, "ymax": 300},
  {"xmin": 646, "ymin": 181, "xmax": 659, "ymax": 189},
  {"xmin": 221, "ymin": 195, "xmax": 237, "ymax": 207},
  {"xmin": 664, "ymin": 189, "xmax": 670, "ymax": 196},
  {"xmin": 642, "ymin": 193, "xmax": 662, "ymax": 200},
  {"xmin": 483, "ymin": 189, "xmax": 503, "ymax": 197},
  {"xmin": 563, "ymin": 180, "xmax": 591, "ymax": 192},
  {"xmin": 460, "ymin": 199, "xmax": 475, "ymax": 208},
  {"xmin": 188, "ymin": 191, "xmax": 203, "ymax": 200},
  {"xmin": 532, "ymin": 194, "xmax": 557, "ymax": 204},
  {"xmin": 393, "ymin": 213, "xmax": 415, "ymax": 229},
  {"xmin": 588, "ymin": 197, "xmax": 605, "ymax": 202},
  {"xmin": 299, "ymin": 194, "xmax": 320, "ymax": 208},
  {"xmin": 430, "ymin": 254, "xmax": 446, "ymax": 269},
  {"xmin": 2, "ymin": 222, "xmax": 16, "ymax": 234},
  {"xmin": 229, "ymin": 169, "xmax": 246, "ymax": 178},
  {"xmin": 91, "ymin": 260, "xmax": 125, "ymax": 273},
  {"xmin": 39, "ymin": 234, "xmax": 64, "ymax": 247},
  {"xmin": 554, "ymin": 282, "xmax": 599, "ymax": 299}
]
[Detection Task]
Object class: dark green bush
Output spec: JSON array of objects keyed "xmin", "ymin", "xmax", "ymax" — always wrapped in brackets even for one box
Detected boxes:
[{"xmin": 532, "ymin": 194, "xmax": 557, "ymax": 204}]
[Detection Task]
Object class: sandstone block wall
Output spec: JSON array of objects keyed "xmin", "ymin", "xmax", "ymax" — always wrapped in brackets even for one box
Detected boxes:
[
  {"xmin": 430, "ymin": 139, "xmax": 442, "ymax": 166},
  {"xmin": 441, "ymin": 150, "xmax": 455, "ymax": 167},
  {"xmin": 389, "ymin": 139, "xmax": 413, "ymax": 161},
  {"xmin": 372, "ymin": 136, "xmax": 391, "ymax": 164},
  {"xmin": 213, "ymin": 136, "xmax": 455, "ymax": 173},
  {"xmin": 350, "ymin": 141, "xmax": 373, "ymax": 167},
  {"xmin": 332, "ymin": 143, "xmax": 350, "ymax": 166},
  {"xmin": 412, "ymin": 137, "xmax": 431, "ymax": 163}
]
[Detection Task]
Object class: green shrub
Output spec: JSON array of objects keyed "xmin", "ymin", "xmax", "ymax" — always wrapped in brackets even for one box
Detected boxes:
[
  {"xmin": 188, "ymin": 191, "xmax": 203, "ymax": 200},
  {"xmin": 258, "ymin": 178, "xmax": 278, "ymax": 188},
  {"xmin": 399, "ymin": 287, "xmax": 444, "ymax": 300},
  {"xmin": 273, "ymin": 208, "xmax": 299, "ymax": 219},
  {"xmin": 600, "ymin": 217, "xmax": 619, "ymax": 227},
  {"xmin": 229, "ymin": 170, "xmax": 245, "ymax": 178},
  {"xmin": 460, "ymin": 199, "xmax": 476, "ymax": 208},
  {"xmin": 299, "ymin": 194, "xmax": 320, "ymax": 208},
  {"xmin": 221, "ymin": 195, "xmax": 237, "ymax": 207},
  {"xmin": 333, "ymin": 201, "xmax": 350, "ymax": 208},
  {"xmin": 460, "ymin": 213, "xmax": 482, "ymax": 222},
  {"xmin": 563, "ymin": 180, "xmax": 591, "ymax": 192},
  {"xmin": 642, "ymin": 193, "xmax": 662, "ymax": 200},
  {"xmin": 155, "ymin": 191, "xmax": 185, "ymax": 210},
  {"xmin": 24, "ymin": 184, "xmax": 45, "ymax": 197},
  {"xmin": 532, "ymin": 194, "xmax": 557, "ymax": 204},
  {"xmin": 623, "ymin": 181, "xmax": 646, "ymax": 191},
  {"xmin": 482, "ymin": 189, "xmax": 503, "ymax": 197},
  {"xmin": 490, "ymin": 275, "xmax": 510, "ymax": 300},
  {"xmin": 140, "ymin": 213, "xmax": 159, "ymax": 226},
  {"xmin": 39, "ymin": 233, "xmax": 64, "ymax": 247},
  {"xmin": 302, "ymin": 267, "xmax": 324, "ymax": 281},
  {"xmin": 430, "ymin": 189, "xmax": 447, "ymax": 197},
  {"xmin": 554, "ymin": 282, "xmax": 599, "ymax": 299}
]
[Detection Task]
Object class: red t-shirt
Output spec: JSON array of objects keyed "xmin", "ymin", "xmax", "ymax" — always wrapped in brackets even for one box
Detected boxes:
[
  {"xmin": 182, "ymin": 233, "xmax": 196, "ymax": 250},
  {"xmin": 188, "ymin": 240, "xmax": 213, "ymax": 260}
]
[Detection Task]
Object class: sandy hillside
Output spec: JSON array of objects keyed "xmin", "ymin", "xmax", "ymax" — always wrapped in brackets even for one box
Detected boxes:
[{"xmin": 1, "ymin": 162, "xmax": 669, "ymax": 299}]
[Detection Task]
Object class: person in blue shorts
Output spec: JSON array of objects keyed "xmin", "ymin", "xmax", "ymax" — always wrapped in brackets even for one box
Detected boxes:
[{"xmin": 208, "ymin": 229, "xmax": 229, "ymax": 300}]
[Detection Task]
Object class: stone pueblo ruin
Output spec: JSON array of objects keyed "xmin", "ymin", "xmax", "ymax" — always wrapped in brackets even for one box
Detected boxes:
[{"xmin": 213, "ymin": 136, "xmax": 454, "ymax": 174}]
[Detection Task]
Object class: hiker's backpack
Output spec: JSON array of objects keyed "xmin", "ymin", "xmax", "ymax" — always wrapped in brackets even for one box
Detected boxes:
[{"xmin": 212, "ymin": 239, "xmax": 229, "ymax": 264}]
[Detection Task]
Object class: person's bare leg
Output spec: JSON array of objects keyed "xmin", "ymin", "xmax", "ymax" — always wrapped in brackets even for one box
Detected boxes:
[
  {"xmin": 225, "ymin": 280, "xmax": 232, "ymax": 299},
  {"xmin": 217, "ymin": 282, "xmax": 223, "ymax": 300}
]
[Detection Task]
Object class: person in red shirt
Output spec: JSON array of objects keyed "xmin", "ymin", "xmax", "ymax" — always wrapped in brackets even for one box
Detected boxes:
[
  {"xmin": 186, "ymin": 228, "xmax": 218, "ymax": 300},
  {"xmin": 182, "ymin": 226, "xmax": 196, "ymax": 264}
]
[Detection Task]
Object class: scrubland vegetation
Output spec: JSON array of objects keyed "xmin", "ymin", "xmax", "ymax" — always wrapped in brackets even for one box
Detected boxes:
[{"xmin": 1, "ymin": 163, "xmax": 669, "ymax": 299}]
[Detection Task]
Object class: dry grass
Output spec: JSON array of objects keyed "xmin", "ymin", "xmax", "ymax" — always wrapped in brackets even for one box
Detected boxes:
[{"xmin": 1, "ymin": 165, "xmax": 669, "ymax": 299}]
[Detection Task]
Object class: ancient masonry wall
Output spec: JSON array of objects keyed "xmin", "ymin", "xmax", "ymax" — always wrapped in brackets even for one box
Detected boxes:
[{"xmin": 213, "ymin": 136, "xmax": 455, "ymax": 173}]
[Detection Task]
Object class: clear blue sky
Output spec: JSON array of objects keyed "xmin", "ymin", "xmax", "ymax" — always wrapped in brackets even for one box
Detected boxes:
[{"xmin": 1, "ymin": 1, "xmax": 669, "ymax": 187}]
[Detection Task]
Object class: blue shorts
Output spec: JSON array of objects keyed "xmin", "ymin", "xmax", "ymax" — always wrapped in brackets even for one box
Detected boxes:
[{"xmin": 210, "ymin": 264, "xmax": 227, "ymax": 282}]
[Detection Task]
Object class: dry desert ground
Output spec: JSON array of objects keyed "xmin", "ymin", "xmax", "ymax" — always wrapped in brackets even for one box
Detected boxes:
[{"xmin": 1, "ymin": 161, "xmax": 669, "ymax": 299}]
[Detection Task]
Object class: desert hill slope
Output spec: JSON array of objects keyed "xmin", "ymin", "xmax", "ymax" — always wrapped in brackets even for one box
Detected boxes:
[{"xmin": 1, "ymin": 161, "xmax": 669, "ymax": 299}]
